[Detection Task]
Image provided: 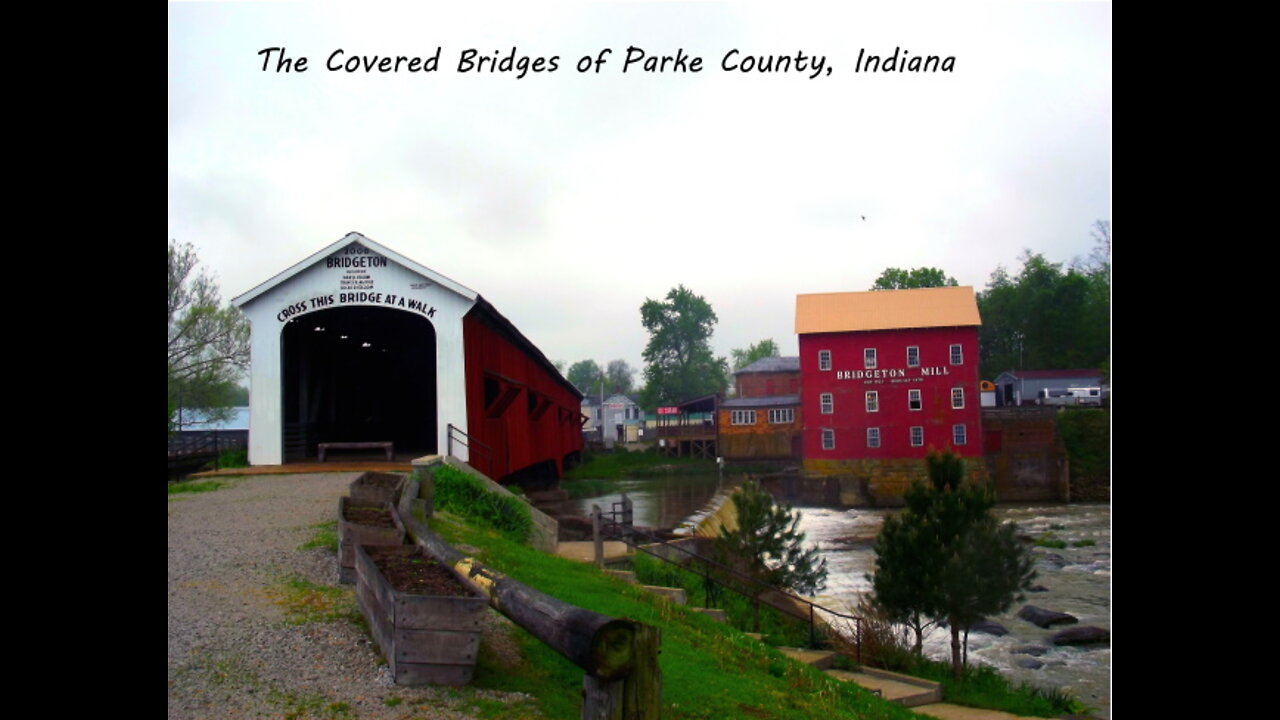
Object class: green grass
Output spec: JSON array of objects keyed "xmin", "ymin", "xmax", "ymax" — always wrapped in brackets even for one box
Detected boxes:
[
  {"xmin": 267, "ymin": 690, "xmax": 355, "ymax": 720},
  {"xmin": 1071, "ymin": 538, "xmax": 1097, "ymax": 547},
  {"xmin": 428, "ymin": 511, "xmax": 917, "ymax": 720},
  {"xmin": 267, "ymin": 576, "xmax": 360, "ymax": 626},
  {"xmin": 433, "ymin": 464, "xmax": 533, "ymax": 543},
  {"xmin": 896, "ymin": 658, "xmax": 1089, "ymax": 717},
  {"xmin": 1034, "ymin": 534, "xmax": 1068, "ymax": 549},
  {"xmin": 565, "ymin": 449, "xmax": 716, "ymax": 480},
  {"xmin": 299, "ymin": 521, "xmax": 339, "ymax": 552},
  {"xmin": 167, "ymin": 479, "xmax": 225, "ymax": 496},
  {"xmin": 630, "ymin": 552, "xmax": 816, "ymax": 648},
  {"xmin": 203, "ymin": 448, "xmax": 249, "ymax": 471}
]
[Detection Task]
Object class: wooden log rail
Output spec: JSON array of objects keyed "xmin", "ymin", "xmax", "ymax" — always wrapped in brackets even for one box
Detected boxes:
[{"xmin": 392, "ymin": 472, "xmax": 661, "ymax": 717}]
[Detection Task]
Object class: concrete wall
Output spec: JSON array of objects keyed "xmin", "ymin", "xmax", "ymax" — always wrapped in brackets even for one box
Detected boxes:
[
  {"xmin": 981, "ymin": 407, "xmax": 1070, "ymax": 502},
  {"xmin": 799, "ymin": 457, "xmax": 989, "ymax": 507}
]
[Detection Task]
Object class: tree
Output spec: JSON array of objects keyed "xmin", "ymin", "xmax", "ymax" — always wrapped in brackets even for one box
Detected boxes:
[
  {"xmin": 168, "ymin": 240, "xmax": 249, "ymax": 432},
  {"xmin": 638, "ymin": 285, "xmax": 729, "ymax": 407},
  {"xmin": 867, "ymin": 503, "xmax": 941, "ymax": 655},
  {"xmin": 871, "ymin": 267, "xmax": 959, "ymax": 290},
  {"xmin": 977, "ymin": 223, "xmax": 1110, "ymax": 377},
  {"xmin": 567, "ymin": 359, "xmax": 605, "ymax": 396},
  {"xmin": 716, "ymin": 481, "xmax": 828, "ymax": 596},
  {"xmin": 730, "ymin": 338, "xmax": 781, "ymax": 372},
  {"xmin": 605, "ymin": 359, "xmax": 636, "ymax": 395},
  {"xmin": 868, "ymin": 451, "xmax": 1035, "ymax": 680}
]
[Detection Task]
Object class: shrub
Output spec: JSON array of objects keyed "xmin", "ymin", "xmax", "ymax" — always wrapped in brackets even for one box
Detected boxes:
[{"xmin": 716, "ymin": 481, "xmax": 828, "ymax": 596}]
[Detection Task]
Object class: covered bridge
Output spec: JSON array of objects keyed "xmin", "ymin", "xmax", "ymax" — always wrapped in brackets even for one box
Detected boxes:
[{"xmin": 232, "ymin": 232, "xmax": 583, "ymax": 484}]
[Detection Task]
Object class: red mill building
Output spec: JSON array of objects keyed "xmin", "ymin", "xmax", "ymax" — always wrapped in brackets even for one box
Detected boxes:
[{"xmin": 796, "ymin": 286, "xmax": 985, "ymax": 500}]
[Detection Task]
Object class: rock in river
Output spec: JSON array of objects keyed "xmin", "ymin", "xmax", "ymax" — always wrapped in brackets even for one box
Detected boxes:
[
  {"xmin": 1051, "ymin": 625, "xmax": 1110, "ymax": 646},
  {"xmin": 1017, "ymin": 604, "xmax": 1079, "ymax": 628},
  {"xmin": 970, "ymin": 619, "xmax": 1009, "ymax": 636}
]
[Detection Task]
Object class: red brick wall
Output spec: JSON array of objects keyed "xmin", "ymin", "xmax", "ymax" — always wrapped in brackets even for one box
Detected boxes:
[{"xmin": 736, "ymin": 371, "xmax": 801, "ymax": 398}]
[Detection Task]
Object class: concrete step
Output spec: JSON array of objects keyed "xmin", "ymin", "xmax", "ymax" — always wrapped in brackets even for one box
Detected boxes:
[
  {"xmin": 603, "ymin": 569, "xmax": 637, "ymax": 584},
  {"xmin": 824, "ymin": 667, "xmax": 942, "ymax": 707},
  {"xmin": 910, "ymin": 702, "xmax": 1038, "ymax": 719},
  {"xmin": 640, "ymin": 585, "xmax": 687, "ymax": 605},
  {"xmin": 553, "ymin": 541, "xmax": 631, "ymax": 565},
  {"xmin": 776, "ymin": 647, "xmax": 837, "ymax": 670},
  {"xmin": 690, "ymin": 607, "xmax": 727, "ymax": 623}
]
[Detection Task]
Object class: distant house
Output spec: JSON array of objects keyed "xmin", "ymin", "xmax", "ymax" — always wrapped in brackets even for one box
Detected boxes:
[
  {"xmin": 718, "ymin": 356, "xmax": 803, "ymax": 460},
  {"xmin": 581, "ymin": 393, "xmax": 646, "ymax": 447},
  {"xmin": 993, "ymin": 369, "xmax": 1103, "ymax": 407},
  {"xmin": 733, "ymin": 356, "xmax": 801, "ymax": 397}
]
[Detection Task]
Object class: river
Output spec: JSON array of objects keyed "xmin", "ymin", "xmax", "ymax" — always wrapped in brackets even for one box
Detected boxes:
[{"xmin": 569, "ymin": 475, "xmax": 1111, "ymax": 719}]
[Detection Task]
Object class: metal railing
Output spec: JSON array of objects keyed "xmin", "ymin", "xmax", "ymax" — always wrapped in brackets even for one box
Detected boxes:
[
  {"xmin": 446, "ymin": 423, "xmax": 499, "ymax": 478},
  {"xmin": 654, "ymin": 425, "xmax": 718, "ymax": 439},
  {"xmin": 592, "ymin": 495, "xmax": 862, "ymax": 659}
]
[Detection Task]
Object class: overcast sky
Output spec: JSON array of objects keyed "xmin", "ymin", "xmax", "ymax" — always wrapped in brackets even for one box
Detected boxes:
[{"xmin": 168, "ymin": 2, "xmax": 1111, "ymax": 380}]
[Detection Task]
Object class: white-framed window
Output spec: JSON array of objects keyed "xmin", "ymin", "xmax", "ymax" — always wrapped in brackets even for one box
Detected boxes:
[
  {"xmin": 865, "ymin": 391, "xmax": 879, "ymax": 413},
  {"xmin": 910, "ymin": 426, "xmax": 924, "ymax": 447},
  {"xmin": 768, "ymin": 408, "xmax": 795, "ymax": 424},
  {"xmin": 908, "ymin": 389, "xmax": 922, "ymax": 411},
  {"xmin": 864, "ymin": 348, "xmax": 877, "ymax": 369},
  {"xmin": 822, "ymin": 428, "xmax": 835, "ymax": 450},
  {"xmin": 820, "ymin": 393, "xmax": 834, "ymax": 414},
  {"xmin": 953, "ymin": 424, "xmax": 967, "ymax": 446},
  {"xmin": 950, "ymin": 344, "xmax": 963, "ymax": 365},
  {"xmin": 867, "ymin": 427, "xmax": 881, "ymax": 448},
  {"xmin": 907, "ymin": 346, "xmax": 920, "ymax": 367},
  {"xmin": 819, "ymin": 350, "xmax": 832, "ymax": 371},
  {"xmin": 731, "ymin": 410, "xmax": 757, "ymax": 426},
  {"xmin": 951, "ymin": 387, "xmax": 965, "ymax": 409}
]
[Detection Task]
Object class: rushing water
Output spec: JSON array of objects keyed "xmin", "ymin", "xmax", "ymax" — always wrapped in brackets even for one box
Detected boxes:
[
  {"xmin": 566, "ymin": 473, "xmax": 729, "ymax": 530},
  {"xmin": 568, "ymin": 475, "xmax": 1111, "ymax": 718},
  {"xmin": 795, "ymin": 502, "xmax": 1111, "ymax": 719}
]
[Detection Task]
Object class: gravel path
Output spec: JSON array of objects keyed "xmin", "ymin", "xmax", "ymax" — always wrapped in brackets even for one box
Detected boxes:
[{"xmin": 167, "ymin": 472, "xmax": 536, "ymax": 720}]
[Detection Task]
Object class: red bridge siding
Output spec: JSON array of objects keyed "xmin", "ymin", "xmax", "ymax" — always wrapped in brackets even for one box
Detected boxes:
[{"xmin": 462, "ymin": 310, "xmax": 583, "ymax": 481}]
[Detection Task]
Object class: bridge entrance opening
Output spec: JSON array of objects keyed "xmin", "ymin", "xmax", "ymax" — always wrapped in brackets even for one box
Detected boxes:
[{"xmin": 281, "ymin": 306, "xmax": 437, "ymax": 462}]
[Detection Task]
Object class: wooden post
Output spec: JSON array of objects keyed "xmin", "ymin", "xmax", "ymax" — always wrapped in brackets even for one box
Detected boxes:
[
  {"xmin": 592, "ymin": 504, "xmax": 604, "ymax": 568},
  {"xmin": 620, "ymin": 494, "xmax": 633, "ymax": 535},
  {"xmin": 582, "ymin": 623, "xmax": 662, "ymax": 720}
]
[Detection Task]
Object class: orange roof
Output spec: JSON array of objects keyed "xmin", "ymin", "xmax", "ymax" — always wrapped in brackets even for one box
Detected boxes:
[{"xmin": 795, "ymin": 286, "xmax": 981, "ymax": 334}]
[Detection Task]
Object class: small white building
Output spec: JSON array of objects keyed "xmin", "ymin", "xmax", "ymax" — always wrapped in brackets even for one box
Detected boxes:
[{"xmin": 581, "ymin": 394, "xmax": 646, "ymax": 447}]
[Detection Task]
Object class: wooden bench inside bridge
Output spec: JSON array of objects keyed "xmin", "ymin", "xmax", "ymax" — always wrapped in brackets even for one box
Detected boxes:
[{"xmin": 318, "ymin": 441, "xmax": 394, "ymax": 462}]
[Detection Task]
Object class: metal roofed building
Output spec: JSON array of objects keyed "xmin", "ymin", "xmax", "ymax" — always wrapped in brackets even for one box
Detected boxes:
[
  {"xmin": 992, "ymin": 369, "xmax": 1104, "ymax": 407},
  {"xmin": 795, "ymin": 286, "xmax": 985, "ymax": 501}
]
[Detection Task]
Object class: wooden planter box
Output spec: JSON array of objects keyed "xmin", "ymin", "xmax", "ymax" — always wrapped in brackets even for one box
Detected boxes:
[
  {"xmin": 337, "ymin": 497, "xmax": 407, "ymax": 584},
  {"xmin": 354, "ymin": 544, "xmax": 487, "ymax": 686},
  {"xmin": 349, "ymin": 471, "xmax": 408, "ymax": 506}
]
